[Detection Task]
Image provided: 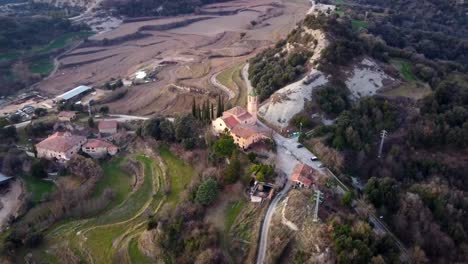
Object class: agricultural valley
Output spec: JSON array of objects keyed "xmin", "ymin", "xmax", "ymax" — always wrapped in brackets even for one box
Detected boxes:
[{"xmin": 0, "ymin": 0, "xmax": 467, "ymax": 263}]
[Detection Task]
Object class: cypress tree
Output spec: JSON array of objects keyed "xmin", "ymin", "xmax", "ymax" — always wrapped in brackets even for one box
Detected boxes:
[
  {"xmin": 221, "ymin": 97, "xmax": 225, "ymax": 113},
  {"xmin": 192, "ymin": 98, "xmax": 196, "ymax": 117},
  {"xmin": 217, "ymin": 95, "xmax": 222, "ymax": 117},
  {"xmin": 204, "ymin": 100, "xmax": 210, "ymax": 121},
  {"xmin": 210, "ymin": 103, "xmax": 214, "ymax": 120}
]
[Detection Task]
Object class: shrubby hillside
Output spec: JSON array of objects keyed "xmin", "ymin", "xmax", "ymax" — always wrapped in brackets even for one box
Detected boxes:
[{"xmin": 250, "ymin": 1, "xmax": 468, "ymax": 262}]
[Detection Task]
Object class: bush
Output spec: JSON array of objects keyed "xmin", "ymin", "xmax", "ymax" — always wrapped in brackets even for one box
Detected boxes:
[
  {"xmin": 224, "ymin": 154, "xmax": 241, "ymax": 184},
  {"xmin": 341, "ymin": 191, "xmax": 354, "ymax": 207},
  {"xmin": 147, "ymin": 217, "xmax": 158, "ymax": 230},
  {"xmin": 195, "ymin": 179, "xmax": 218, "ymax": 206},
  {"xmin": 212, "ymin": 136, "xmax": 236, "ymax": 157},
  {"xmin": 24, "ymin": 232, "xmax": 43, "ymax": 248},
  {"xmin": 31, "ymin": 160, "xmax": 47, "ymax": 179},
  {"xmin": 314, "ymin": 81, "xmax": 350, "ymax": 116}
]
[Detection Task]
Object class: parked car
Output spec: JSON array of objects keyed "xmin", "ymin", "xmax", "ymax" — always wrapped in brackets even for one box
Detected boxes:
[
  {"xmin": 297, "ymin": 144, "xmax": 303, "ymax": 148},
  {"xmin": 310, "ymin": 155, "xmax": 318, "ymax": 161}
]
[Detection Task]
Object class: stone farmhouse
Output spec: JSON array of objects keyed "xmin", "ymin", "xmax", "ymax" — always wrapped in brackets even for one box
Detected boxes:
[
  {"xmin": 291, "ymin": 163, "xmax": 321, "ymax": 188},
  {"xmin": 82, "ymin": 139, "xmax": 118, "ymax": 159},
  {"xmin": 212, "ymin": 91, "xmax": 270, "ymax": 149},
  {"xmin": 36, "ymin": 132, "xmax": 87, "ymax": 161},
  {"xmin": 58, "ymin": 111, "xmax": 77, "ymax": 122}
]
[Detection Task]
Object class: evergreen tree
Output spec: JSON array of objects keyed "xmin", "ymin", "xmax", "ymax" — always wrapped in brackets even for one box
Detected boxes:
[
  {"xmin": 217, "ymin": 95, "xmax": 223, "ymax": 117},
  {"xmin": 210, "ymin": 103, "xmax": 214, "ymax": 120},
  {"xmin": 192, "ymin": 98, "xmax": 196, "ymax": 118}
]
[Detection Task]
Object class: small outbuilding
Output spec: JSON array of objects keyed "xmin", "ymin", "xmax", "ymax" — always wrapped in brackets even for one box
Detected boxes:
[
  {"xmin": 58, "ymin": 111, "xmax": 77, "ymax": 122},
  {"xmin": 82, "ymin": 139, "xmax": 118, "ymax": 159},
  {"xmin": 98, "ymin": 120, "xmax": 118, "ymax": 135}
]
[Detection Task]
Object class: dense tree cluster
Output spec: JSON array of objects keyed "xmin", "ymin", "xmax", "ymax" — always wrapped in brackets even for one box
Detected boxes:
[
  {"xmin": 408, "ymin": 76, "xmax": 468, "ymax": 148},
  {"xmin": 331, "ymin": 216, "xmax": 399, "ymax": 264},
  {"xmin": 328, "ymin": 97, "xmax": 399, "ymax": 151},
  {"xmin": 358, "ymin": 0, "xmax": 468, "ymax": 68},
  {"xmin": 248, "ymin": 47, "xmax": 310, "ymax": 101},
  {"xmin": 0, "ymin": 16, "xmax": 79, "ymax": 51},
  {"xmin": 303, "ymin": 13, "xmax": 363, "ymax": 68},
  {"xmin": 364, "ymin": 177, "xmax": 400, "ymax": 212},
  {"xmin": 313, "ymin": 80, "xmax": 350, "ymax": 116},
  {"xmin": 143, "ymin": 114, "xmax": 204, "ymax": 149}
]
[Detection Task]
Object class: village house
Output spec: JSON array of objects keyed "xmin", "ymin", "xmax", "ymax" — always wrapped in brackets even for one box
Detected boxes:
[
  {"xmin": 98, "ymin": 120, "xmax": 118, "ymax": 135},
  {"xmin": 291, "ymin": 163, "xmax": 321, "ymax": 188},
  {"xmin": 82, "ymin": 139, "xmax": 119, "ymax": 159},
  {"xmin": 212, "ymin": 90, "xmax": 270, "ymax": 149},
  {"xmin": 58, "ymin": 111, "xmax": 77, "ymax": 122},
  {"xmin": 36, "ymin": 132, "xmax": 87, "ymax": 161}
]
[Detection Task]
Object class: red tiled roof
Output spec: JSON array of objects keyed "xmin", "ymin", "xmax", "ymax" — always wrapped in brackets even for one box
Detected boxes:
[
  {"xmin": 231, "ymin": 125, "xmax": 268, "ymax": 139},
  {"xmin": 237, "ymin": 111, "xmax": 253, "ymax": 122},
  {"xmin": 225, "ymin": 106, "xmax": 246, "ymax": 116},
  {"xmin": 36, "ymin": 132, "xmax": 86, "ymax": 153},
  {"xmin": 222, "ymin": 116, "xmax": 240, "ymax": 129},
  {"xmin": 291, "ymin": 163, "xmax": 318, "ymax": 187},
  {"xmin": 83, "ymin": 139, "xmax": 117, "ymax": 149},
  {"xmin": 98, "ymin": 120, "xmax": 118, "ymax": 130},
  {"xmin": 58, "ymin": 111, "xmax": 77, "ymax": 118}
]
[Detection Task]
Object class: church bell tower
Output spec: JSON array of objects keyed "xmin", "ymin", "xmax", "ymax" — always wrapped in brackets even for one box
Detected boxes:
[{"xmin": 247, "ymin": 89, "xmax": 259, "ymax": 120}]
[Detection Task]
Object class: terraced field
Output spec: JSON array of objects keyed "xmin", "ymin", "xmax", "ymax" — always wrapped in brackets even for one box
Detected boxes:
[{"xmin": 31, "ymin": 148, "xmax": 195, "ymax": 263}]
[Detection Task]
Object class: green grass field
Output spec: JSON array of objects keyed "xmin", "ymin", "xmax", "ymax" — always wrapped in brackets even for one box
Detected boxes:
[
  {"xmin": 29, "ymin": 58, "xmax": 54, "ymax": 75},
  {"xmin": 21, "ymin": 175, "xmax": 55, "ymax": 203},
  {"xmin": 1, "ymin": 31, "xmax": 93, "ymax": 63},
  {"xmin": 128, "ymin": 238, "xmax": 153, "ymax": 264},
  {"xmin": 216, "ymin": 63, "xmax": 247, "ymax": 107},
  {"xmin": 159, "ymin": 146, "xmax": 195, "ymax": 205},
  {"xmin": 383, "ymin": 82, "xmax": 432, "ymax": 100},
  {"xmin": 93, "ymin": 157, "xmax": 132, "ymax": 209},
  {"xmin": 36, "ymin": 31, "xmax": 94, "ymax": 54},
  {"xmin": 352, "ymin": 20, "xmax": 368, "ymax": 31},
  {"xmin": 0, "ymin": 51, "xmax": 21, "ymax": 61},
  {"xmin": 23, "ymin": 149, "xmax": 195, "ymax": 263},
  {"xmin": 224, "ymin": 200, "xmax": 245, "ymax": 233},
  {"xmin": 390, "ymin": 59, "xmax": 417, "ymax": 81}
]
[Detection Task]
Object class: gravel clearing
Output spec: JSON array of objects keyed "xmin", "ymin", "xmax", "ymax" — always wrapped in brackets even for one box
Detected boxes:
[
  {"xmin": 258, "ymin": 70, "xmax": 328, "ymax": 129},
  {"xmin": 345, "ymin": 58, "xmax": 395, "ymax": 99}
]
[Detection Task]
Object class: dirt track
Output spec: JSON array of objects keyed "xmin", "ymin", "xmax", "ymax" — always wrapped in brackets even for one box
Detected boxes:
[{"xmin": 37, "ymin": 0, "xmax": 310, "ymax": 116}]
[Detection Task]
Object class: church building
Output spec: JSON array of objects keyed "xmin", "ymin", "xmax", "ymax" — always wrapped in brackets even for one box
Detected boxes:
[{"xmin": 212, "ymin": 90, "xmax": 270, "ymax": 149}]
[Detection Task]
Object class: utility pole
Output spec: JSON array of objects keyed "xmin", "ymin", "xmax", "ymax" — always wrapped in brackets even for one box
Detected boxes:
[
  {"xmin": 378, "ymin": 130, "xmax": 387, "ymax": 158},
  {"xmin": 88, "ymin": 101, "xmax": 92, "ymax": 117},
  {"xmin": 313, "ymin": 190, "xmax": 323, "ymax": 223}
]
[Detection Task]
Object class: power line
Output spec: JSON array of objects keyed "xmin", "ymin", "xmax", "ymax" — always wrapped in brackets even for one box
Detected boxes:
[{"xmin": 378, "ymin": 130, "xmax": 387, "ymax": 158}]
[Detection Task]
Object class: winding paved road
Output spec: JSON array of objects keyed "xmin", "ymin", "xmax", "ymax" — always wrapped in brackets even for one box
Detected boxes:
[{"xmin": 242, "ymin": 63, "xmax": 325, "ymax": 264}]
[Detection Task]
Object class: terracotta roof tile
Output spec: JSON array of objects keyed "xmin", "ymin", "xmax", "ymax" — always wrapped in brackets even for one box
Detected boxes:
[
  {"xmin": 231, "ymin": 125, "xmax": 267, "ymax": 139},
  {"xmin": 36, "ymin": 132, "xmax": 86, "ymax": 153},
  {"xmin": 222, "ymin": 116, "xmax": 240, "ymax": 129},
  {"xmin": 225, "ymin": 106, "xmax": 246, "ymax": 116},
  {"xmin": 236, "ymin": 112, "xmax": 253, "ymax": 121},
  {"xmin": 98, "ymin": 120, "xmax": 118, "ymax": 130},
  {"xmin": 83, "ymin": 139, "xmax": 117, "ymax": 149},
  {"xmin": 291, "ymin": 163, "xmax": 319, "ymax": 187}
]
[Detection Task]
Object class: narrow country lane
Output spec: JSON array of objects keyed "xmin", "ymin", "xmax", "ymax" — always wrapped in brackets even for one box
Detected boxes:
[{"xmin": 242, "ymin": 63, "xmax": 325, "ymax": 264}]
